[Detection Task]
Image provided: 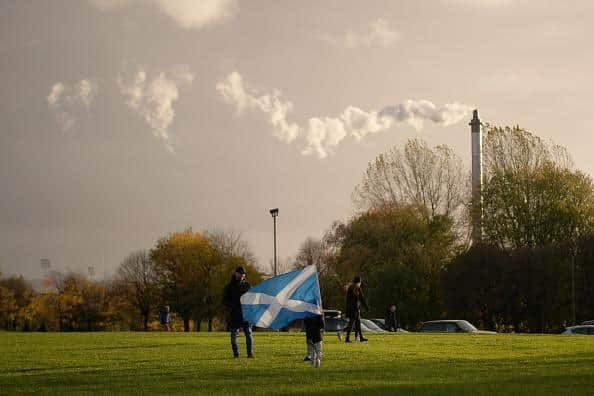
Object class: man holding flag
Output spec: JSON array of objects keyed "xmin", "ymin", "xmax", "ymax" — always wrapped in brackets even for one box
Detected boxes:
[{"xmin": 223, "ymin": 266, "xmax": 253, "ymax": 358}]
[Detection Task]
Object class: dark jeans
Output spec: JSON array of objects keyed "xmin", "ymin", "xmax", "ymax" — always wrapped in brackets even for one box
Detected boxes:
[
  {"xmin": 345, "ymin": 310, "xmax": 362, "ymax": 340},
  {"xmin": 230, "ymin": 323, "xmax": 253, "ymax": 357}
]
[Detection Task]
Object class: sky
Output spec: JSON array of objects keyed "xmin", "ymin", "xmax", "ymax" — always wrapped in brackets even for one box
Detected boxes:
[{"xmin": 2, "ymin": 0, "xmax": 594, "ymax": 280}]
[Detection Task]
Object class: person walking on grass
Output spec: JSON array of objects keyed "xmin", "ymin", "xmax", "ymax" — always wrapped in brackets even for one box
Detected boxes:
[
  {"xmin": 385, "ymin": 304, "xmax": 400, "ymax": 332},
  {"xmin": 159, "ymin": 305, "xmax": 171, "ymax": 331},
  {"xmin": 344, "ymin": 276, "xmax": 369, "ymax": 343},
  {"xmin": 303, "ymin": 313, "xmax": 325, "ymax": 368},
  {"xmin": 223, "ymin": 266, "xmax": 253, "ymax": 358}
]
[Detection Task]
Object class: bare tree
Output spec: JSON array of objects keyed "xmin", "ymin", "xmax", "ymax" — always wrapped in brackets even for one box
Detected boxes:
[
  {"xmin": 294, "ymin": 234, "xmax": 346, "ymax": 310},
  {"xmin": 483, "ymin": 125, "xmax": 573, "ymax": 177},
  {"xmin": 266, "ymin": 256, "xmax": 295, "ymax": 276},
  {"xmin": 295, "ymin": 237, "xmax": 325, "ymax": 269},
  {"xmin": 353, "ymin": 138, "xmax": 468, "ymax": 225},
  {"xmin": 205, "ymin": 228, "xmax": 257, "ymax": 266},
  {"xmin": 115, "ymin": 250, "xmax": 156, "ymax": 331}
]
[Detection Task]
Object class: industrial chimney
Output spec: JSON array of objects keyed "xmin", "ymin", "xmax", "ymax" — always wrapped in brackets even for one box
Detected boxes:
[{"xmin": 470, "ymin": 109, "xmax": 483, "ymax": 243}]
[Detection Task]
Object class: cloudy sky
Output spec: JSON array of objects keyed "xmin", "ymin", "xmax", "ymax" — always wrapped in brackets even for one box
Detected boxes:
[{"xmin": 2, "ymin": 0, "xmax": 594, "ymax": 279}]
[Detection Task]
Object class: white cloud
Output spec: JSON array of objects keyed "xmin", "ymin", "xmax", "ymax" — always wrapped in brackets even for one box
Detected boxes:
[
  {"xmin": 379, "ymin": 100, "xmax": 471, "ymax": 130},
  {"xmin": 216, "ymin": 72, "xmax": 299, "ymax": 143},
  {"xmin": 152, "ymin": 0, "xmax": 238, "ymax": 29},
  {"xmin": 89, "ymin": 0, "xmax": 238, "ymax": 29},
  {"xmin": 323, "ymin": 19, "xmax": 399, "ymax": 48},
  {"xmin": 218, "ymin": 72, "xmax": 473, "ymax": 159},
  {"xmin": 118, "ymin": 65, "xmax": 194, "ymax": 152},
  {"xmin": 47, "ymin": 79, "xmax": 97, "ymax": 131},
  {"xmin": 302, "ymin": 117, "xmax": 348, "ymax": 159}
]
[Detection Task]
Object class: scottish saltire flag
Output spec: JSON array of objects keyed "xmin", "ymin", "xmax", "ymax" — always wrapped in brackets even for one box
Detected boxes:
[{"xmin": 240, "ymin": 265, "xmax": 322, "ymax": 330}]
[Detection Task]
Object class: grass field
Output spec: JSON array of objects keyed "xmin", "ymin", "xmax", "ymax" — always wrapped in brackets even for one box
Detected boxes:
[{"xmin": 1, "ymin": 331, "xmax": 593, "ymax": 395}]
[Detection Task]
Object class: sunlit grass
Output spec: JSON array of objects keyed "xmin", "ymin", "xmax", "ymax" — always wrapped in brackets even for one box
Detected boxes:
[{"xmin": 1, "ymin": 331, "xmax": 593, "ymax": 395}]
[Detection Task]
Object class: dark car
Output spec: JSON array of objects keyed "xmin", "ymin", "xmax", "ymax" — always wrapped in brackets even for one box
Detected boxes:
[
  {"xmin": 323, "ymin": 310, "xmax": 347, "ymax": 332},
  {"xmin": 581, "ymin": 320, "xmax": 594, "ymax": 326},
  {"xmin": 419, "ymin": 320, "xmax": 496, "ymax": 334}
]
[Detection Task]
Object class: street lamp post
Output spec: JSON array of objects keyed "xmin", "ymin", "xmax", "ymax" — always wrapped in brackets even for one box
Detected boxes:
[
  {"xmin": 270, "ymin": 208, "xmax": 279, "ymax": 276},
  {"xmin": 571, "ymin": 254, "xmax": 575, "ymax": 326}
]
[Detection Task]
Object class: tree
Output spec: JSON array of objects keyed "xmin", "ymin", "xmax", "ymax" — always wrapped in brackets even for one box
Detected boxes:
[
  {"xmin": 328, "ymin": 205, "xmax": 457, "ymax": 328},
  {"xmin": 25, "ymin": 293, "xmax": 60, "ymax": 331},
  {"xmin": 295, "ymin": 237, "xmax": 342, "ymax": 310},
  {"xmin": 353, "ymin": 138, "xmax": 468, "ymax": 225},
  {"xmin": 295, "ymin": 238, "xmax": 325, "ymax": 268},
  {"xmin": 481, "ymin": 125, "xmax": 594, "ymax": 248},
  {"xmin": 0, "ymin": 284, "xmax": 17, "ymax": 330},
  {"xmin": 51, "ymin": 272, "xmax": 85, "ymax": 331},
  {"xmin": 483, "ymin": 125, "xmax": 572, "ymax": 176},
  {"xmin": 0, "ymin": 274, "xmax": 33, "ymax": 330},
  {"xmin": 115, "ymin": 250, "xmax": 157, "ymax": 331},
  {"xmin": 443, "ymin": 242, "xmax": 577, "ymax": 333},
  {"xmin": 205, "ymin": 229, "xmax": 257, "ymax": 266},
  {"xmin": 151, "ymin": 229, "xmax": 221, "ymax": 332},
  {"xmin": 77, "ymin": 280, "xmax": 108, "ymax": 331},
  {"xmin": 576, "ymin": 234, "xmax": 594, "ymax": 323}
]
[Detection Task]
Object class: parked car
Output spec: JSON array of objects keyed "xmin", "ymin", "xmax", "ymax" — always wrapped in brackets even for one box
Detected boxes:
[
  {"xmin": 370, "ymin": 318, "xmax": 409, "ymax": 333},
  {"xmin": 361, "ymin": 319, "xmax": 388, "ymax": 333},
  {"xmin": 322, "ymin": 309, "xmax": 346, "ymax": 331},
  {"xmin": 562, "ymin": 325, "xmax": 594, "ymax": 335},
  {"xmin": 581, "ymin": 320, "xmax": 594, "ymax": 325},
  {"xmin": 419, "ymin": 320, "xmax": 496, "ymax": 334},
  {"xmin": 370, "ymin": 318, "xmax": 386, "ymax": 330}
]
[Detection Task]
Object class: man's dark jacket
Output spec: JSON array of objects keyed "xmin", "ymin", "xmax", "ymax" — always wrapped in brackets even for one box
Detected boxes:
[
  {"xmin": 223, "ymin": 276, "xmax": 251, "ymax": 328},
  {"xmin": 344, "ymin": 284, "xmax": 369, "ymax": 319}
]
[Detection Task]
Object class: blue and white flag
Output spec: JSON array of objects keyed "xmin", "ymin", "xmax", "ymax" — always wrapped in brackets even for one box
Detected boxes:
[{"xmin": 240, "ymin": 265, "xmax": 322, "ymax": 330}]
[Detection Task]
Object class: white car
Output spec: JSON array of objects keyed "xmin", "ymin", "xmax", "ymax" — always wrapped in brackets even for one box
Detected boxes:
[
  {"xmin": 360, "ymin": 319, "xmax": 388, "ymax": 333},
  {"xmin": 562, "ymin": 325, "xmax": 594, "ymax": 335}
]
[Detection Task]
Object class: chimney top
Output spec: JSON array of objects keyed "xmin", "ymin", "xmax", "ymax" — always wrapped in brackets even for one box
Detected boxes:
[{"xmin": 470, "ymin": 109, "xmax": 481, "ymax": 128}]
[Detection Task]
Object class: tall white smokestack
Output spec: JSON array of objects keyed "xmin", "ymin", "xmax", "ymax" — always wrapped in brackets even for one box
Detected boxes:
[{"xmin": 470, "ymin": 109, "xmax": 483, "ymax": 243}]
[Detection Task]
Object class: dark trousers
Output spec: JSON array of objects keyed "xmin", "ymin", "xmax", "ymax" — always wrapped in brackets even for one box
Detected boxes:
[
  {"xmin": 230, "ymin": 323, "xmax": 253, "ymax": 357},
  {"xmin": 345, "ymin": 310, "xmax": 364, "ymax": 341}
]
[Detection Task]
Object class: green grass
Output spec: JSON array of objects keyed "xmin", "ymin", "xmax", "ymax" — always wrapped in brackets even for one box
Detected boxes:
[{"xmin": 1, "ymin": 332, "xmax": 593, "ymax": 395}]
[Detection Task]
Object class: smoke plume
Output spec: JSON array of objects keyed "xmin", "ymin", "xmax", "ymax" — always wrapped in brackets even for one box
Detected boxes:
[
  {"xmin": 118, "ymin": 65, "xmax": 194, "ymax": 153},
  {"xmin": 217, "ymin": 71, "xmax": 473, "ymax": 159}
]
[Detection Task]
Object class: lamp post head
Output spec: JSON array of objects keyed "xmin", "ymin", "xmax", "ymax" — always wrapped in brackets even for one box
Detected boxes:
[{"xmin": 269, "ymin": 208, "xmax": 279, "ymax": 217}]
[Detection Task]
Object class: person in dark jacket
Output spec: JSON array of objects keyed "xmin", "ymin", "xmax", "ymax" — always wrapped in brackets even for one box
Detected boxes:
[
  {"xmin": 385, "ymin": 304, "xmax": 400, "ymax": 332},
  {"xmin": 344, "ymin": 276, "xmax": 369, "ymax": 343},
  {"xmin": 304, "ymin": 314, "xmax": 325, "ymax": 368},
  {"xmin": 159, "ymin": 305, "xmax": 171, "ymax": 331},
  {"xmin": 223, "ymin": 266, "xmax": 253, "ymax": 358}
]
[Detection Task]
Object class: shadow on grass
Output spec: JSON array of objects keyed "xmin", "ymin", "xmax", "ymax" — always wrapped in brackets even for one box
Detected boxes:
[{"xmin": 278, "ymin": 372, "xmax": 594, "ymax": 396}]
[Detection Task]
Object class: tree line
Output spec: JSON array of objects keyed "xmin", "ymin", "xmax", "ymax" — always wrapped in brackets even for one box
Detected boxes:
[
  {"xmin": 0, "ymin": 229, "xmax": 262, "ymax": 332},
  {"xmin": 296, "ymin": 125, "xmax": 594, "ymax": 332},
  {"xmin": 1, "ymin": 124, "xmax": 593, "ymax": 333}
]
